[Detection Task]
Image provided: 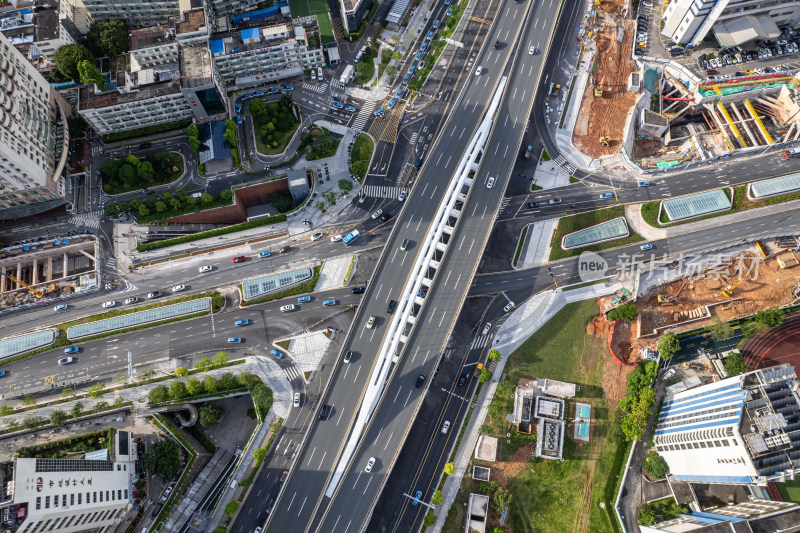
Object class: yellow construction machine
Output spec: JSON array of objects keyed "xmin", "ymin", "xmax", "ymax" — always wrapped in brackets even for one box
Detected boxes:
[
  {"xmin": 0, "ymin": 271, "xmax": 44, "ymax": 298},
  {"xmin": 721, "ymin": 279, "xmax": 744, "ymax": 298}
]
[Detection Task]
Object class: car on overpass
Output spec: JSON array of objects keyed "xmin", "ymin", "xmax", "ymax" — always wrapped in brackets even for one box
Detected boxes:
[
  {"xmin": 365, "ymin": 457, "xmax": 376, "ymax": 472},
  {"xmin": 638, "ymin": 181, "xmax": 651, "ymax": 187},
  {"xmin": 366, "ymin": 315, "xmax": 376, "ymax": 329},
  {"xmin": 199, "ymin": 265, "xmax": 213, "ymax": 272}
]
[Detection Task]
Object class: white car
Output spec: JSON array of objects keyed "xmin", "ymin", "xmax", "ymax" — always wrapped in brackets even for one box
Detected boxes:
[
  {"xmin": 280, "ymin": 304, "xmax": 296, "ymax": 312},
  {"xmin": 441, "ymin": 420, "xmax": 451, "ymax": 434},
  {"xmin": 366, "ymin": 315, "xmax": 376, "ymax": 329},
  {"xmin": 331, "ymin": 234, "xmax": 343, "ymax": 243},
  {"xmin": 199, "ymin": 265, "xmax": 213, "ymax": 273},
  {"xmin": 171, "ymin": 284, "xmax": 186, "ymax": 292},
  {"xmin": 311, "ymin": 70, "xmax": 316, "ymax": 81},
  {"xmin": 293, "ymin": 392, "xmax": 301, "ymax": 407},
  {"xmin": 662, "ymin": 368, "xmax": 676, "ymax": 382},
  {"xmin": 398, "ymin": 190, "xmax": 406, "ymax": 202},
  {"xmin": 486, "ymin": 177, "xmax": 495, "ymax": 188},
  {"xmin": 481, "ymin": 322, "xmax": 492, "ymax": 335},
  {"xmin": 503, "ymin": 301, "xmax": 515, "ymax": 313},
  {"xmin": 529, "ymin": 45, "xmax": 535, "ymax": 55},
  {"xmin": 311, "ymin": 232, "xmax": 323, "ymax": 241},
  {"xmin": 475, "ymin": 66, "xmax": 483, "ymax": 76},
  {"xmin": 365, "ymin": 457, "xmax": 376, "ymax": 473},
  {"xmin": 124, "ymin": 297, "xmax": 138, "ymax": 305},
  {"xmin": 371, "ymin": 209, "xmax": 383, "ymax": 219},
  {"xmin": 102, "ymin": 301, "xmax": 116, "ymax": 308}
]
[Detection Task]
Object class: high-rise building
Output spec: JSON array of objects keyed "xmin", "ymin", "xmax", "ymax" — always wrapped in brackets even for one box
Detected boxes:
[
  {"xmin": 653, "ymin": 364, "xmax": 800, "ymax": 485},
  {"xmin": 0, "ymin": 2, "xmax": 83, "ymax": 72},
  {"xmin": 60, "ymin": 0, "xmax": 180, "ymax": 29},
  {"xmin": 0, "ymin": 32, "xmax": 70, "ymax": 220},
  {"xmin": 661, "ymin": 0, "xmax": 800, "ymax": 48},
  {"xmin": 0, "ymin": 432, "xmax": 139, "ymax": 532},
  {"xmin": 640, "ymin": 500, "xmax": 800, "ymax": 533},
  {"xmin": 339, "ymin": 0, "xmax": 373, "ymax": 34}
]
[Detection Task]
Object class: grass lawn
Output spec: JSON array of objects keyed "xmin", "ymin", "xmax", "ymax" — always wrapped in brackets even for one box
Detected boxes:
[
  {"xmin": 350, "ymin": 134, "xmax": 374, "ymax": 179},
  {"xmin": 641, "ymin": 185, "xmax": 800, "ymax": 228},
  {"xmin": 777, "ymin": 478, "xmax": 800, "ymax": 503},
  {"xmin": 513, "ymin": 225, "xmax": 528, "ymax": 267},
  {"xmin": 548, "ymin": 205, "xmax": 645, "ymax": 261},
  {"xmin": 456, "ymin": 299, "xmax": 624, "ymax": 533},
  {"xmin": 101, "ymin": 152, "xmax": 183, "ymax": 195},
  {"xmin": 353, "ymin": 47, "xmax": 377, "ymax": 85}
]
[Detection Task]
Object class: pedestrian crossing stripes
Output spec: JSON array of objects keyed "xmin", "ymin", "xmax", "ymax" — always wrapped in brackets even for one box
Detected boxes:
[
  {"xmin": 498, "ymin": 197, "xmax": 510, "ymax": 212},
  {"xmin": 361, "ymin": 185, "xmax": 405, "ymax": 199},
  {"xmin": 330, "ymin": 79, "xmax": 344, "ymax": 91},
  {"xmin": 553, "ymin": 155, "xmax": 577, "ymax": 175},
  {"xmin": 351, "ymin": 101, "xmax": 376, "ymax": 131},
  {"xmin": 106, "ymin": 257, "xmax": 118, "ymax": 270},
  {"xmin": 284, "ymin": 366, "xmax": 302, "ymax": 381},
  {"xmin": 302, "ymin": 82, "xmax": 328, "ymax": 94},
  {"xmin": 471, "ymin": 335, "xmax": 491, "ymax": 350},
  {"xmin": 69, "ymin": 214, "xmax": 101, "ymax": 228}
]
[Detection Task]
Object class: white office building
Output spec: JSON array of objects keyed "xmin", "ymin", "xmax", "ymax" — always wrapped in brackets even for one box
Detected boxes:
[
  {"xmin": 661, "ymin": 0, "xmax": 800, "ymax": 47},
  {"xmin": 653, "ymin": 364, "xmax": 800, "ymax": 485},
  {"xmin": 0, "ymin": 32, "xmax": 70, "ymax": 220},
  {"xmin": 59, "ymin": 0, "xmax": 179, "ymax": 28},
  {"xmin": 209, "ymin": 22, "xmax": 324, "ymax": 88}
]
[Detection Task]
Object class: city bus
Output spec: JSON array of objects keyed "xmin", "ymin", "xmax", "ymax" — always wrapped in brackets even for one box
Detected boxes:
[{"xmin": 342, "ymin": 229, "xmax": 360, "ymax": 246}]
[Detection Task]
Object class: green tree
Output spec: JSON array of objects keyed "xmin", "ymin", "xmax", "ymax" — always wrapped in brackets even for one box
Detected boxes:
[
  {"xmin": 200, "ymin": 192, "xmax": 213, "ymax": 204},
  {"xmin": 23, "ymin": 395, "xmax": 36, "ymax": 407},
  {"xmin": 315, "ymin": 200, "xmax": 326, "ymax": 212},
  {"xmin": 54, "ymin": 44, "xmax": 94, "ymax": 80},
  {"xmin": 251, "ymin": 383, "xmax": 274, "ymax": 419},
  {"xmin": 71, "ymin": 402, "xmax": 84, "ymax": 419},
  {"xmin": 708, "ymin": 317, "xmax": 735, "ymax": 341},
  {"xmin": 271, "ymin": 192, "xmax": 293, "ymax": 213},
  {"xmin": 351, "ymin": 160, "xmax": 367, "ymax": 178},
  {"xmin": 203, "ymin": 375, "xmax": 220, "ymax": 393},
  {"xmin": 50, "ymin": 410, "xmax": 68, "ymax": 426},
  {"xmin": 444, "ymin": 462, "xmax": 454, "ymax": 475},
  {"xmin": 213, "ymin": 527, "xmax": 227, "ymax": 533},
  {"xmin": 68, "ymin": 116, "xmax": 88, "ymax": 139},
  {"xmin": 488, "ymin": 349, "xmax": 501, "ymax": 361},
  {"xmin": 212, "ymin": 351, "xmax": 229, "ymax": 368},
  {"xmin": 224, "ymin": 500, "xmax": 240, "ymax": 517},
  {"xmin": 195, "ymin": 358, "xmax": 213, "ymax": 372},
  {"xmin": 638, "ymin": 504, "xmax": 657, "ymax": 526},
  {"xmin": 93, "ymin": 401, "xmax": 109, "ymax": 413},
  {"xmin": 492, "ymin": 487, "xmax": 512, "ymax": 513},
  {"xmin": 385, "ymin": 64, "xmax": 397, "ymax": 81},
  {"xmin": 119, "ymin": 164, "xmax": 136, "ymax": 186},
  {"xmin": 223, "ymin": 119, "xmax": 238, "ymax": 148},
  {"xmin": 87, "ymin": 18, "xmax": 129, "ymax": 57},
  {"xmin": 431, "ymin": 490, "xmax": 444, "ymax": 504},
  {"xmin": 253, "ymin": 446, "xmax": 269, "ymax": 467},
  {"xmin": 657, "ymin": 332, "xmax": 680, "ymax": 361},
  {"xmin": 149, "ymin": 385, "xmax": 169, "ymax": 404},
  {"xmin": 199, "ymin": 405, "xmax": 222, "ymax": 427},
  {"xmin": 77, "ymin": 60, "xmax": 106, "ymax": 90},
  {"xmin": 755, "ymin": 307, "xmax": 784, "ymax": 328},
  {"xmin": 87, "ymin": 382, "xmax": 106, "ymax": 398},
  {"xmin": 169, "ymin": 381, "xmax": 188, "ymax": 400},
  {"xmin": 643, "ymin": 451, "xmax": 669, "ymax": 479},
  {"xmin": 155, "ymin": 201, "xmax": 167, "ymax": 213},
  {"xmin": 187, "ymin": 124, "xmax": 200, "ymax": 153},
  {"xmin": 608, "ymin": 302, "xmax": 638, "ymax": 321},
  {"xmin": 220, "ymin": 190, "xmax": 233, "ymax": 202},
  {"xmin": 186, "ymin": 377, "xmax": 204, "ymax": 396},
  {"xmin": 23, "ymin": 416, "xmax": 44, "ymax": 430},
  {"xmin": 137, "ymin": 161, "xmax": 155, "ymax": 182},
  {"xmin": 143, "ymin": 438, "xmax": 181, "ymax": 479},
  {"xmin": 423, "ymin": 510, "xmax": 436, "ymax": 528},
  {"xmin": 138, "ymin": 205, "xmax": 150, "ymax": 217},
  {"xmin": 174, "ymin": 367, "xmax": 189, "ymax": 378},
  {"xmin": 338, "ymin": 179, "xmax": 353, "ymax": 192},
  {"xmin": 479, "ymin": 368, "xmax": 493, "ymax": 383},
  {"xmin": 723, "ymin": 351, "xmax": 748, "ymax": 377}
]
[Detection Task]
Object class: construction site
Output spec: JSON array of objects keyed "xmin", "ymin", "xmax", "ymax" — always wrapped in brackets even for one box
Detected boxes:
[
  {"xmin": 606, "ymin": 239, "xmax": 800, "ymax": 364},
  {"xmin": 572, "ymin": 0, "xmax": 640, "ymax": 158},
  {"xmin": 0, "ymin": 236, "xmax": 100, "ymax": 310}
]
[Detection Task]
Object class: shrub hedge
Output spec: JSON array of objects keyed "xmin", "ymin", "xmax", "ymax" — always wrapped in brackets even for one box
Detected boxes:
[{"xmin": 136, "ymin": 215, "xmax": 286, "ymax": 252}]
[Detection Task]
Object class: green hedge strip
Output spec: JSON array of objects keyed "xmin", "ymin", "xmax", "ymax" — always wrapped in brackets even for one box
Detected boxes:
[{"xmin": 136, "ymin": 215, "xmax": 287, "ymax": 253}]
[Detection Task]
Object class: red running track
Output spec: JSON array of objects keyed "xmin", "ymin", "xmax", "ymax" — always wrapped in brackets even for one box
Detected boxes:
[{"xmin": 740, "ymin": 313, "xmax": 800, "ymax": 370}]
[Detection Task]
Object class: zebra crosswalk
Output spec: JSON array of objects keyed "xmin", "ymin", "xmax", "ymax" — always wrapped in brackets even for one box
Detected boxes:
[
  {"xmin": 351, "ymin": 101, "xmax": 376, "ymax": 131},
  {"xmin": 302, "ymin": 82, "xmax": 329, "ymax": 94},
  {"xmin": 284, "ymin": 365, "xmax": 302, "ymax": 381},
  {"xmin": 361, "ymin": 184, "xmax": 405, "ymax": 199},
  {"xmin": 329, "ymin": 79, "xmax": 344, "ymax": 91},
  {"xmin": 69, "ymin": 214, "xmax": 101, "ymax": 228},
  {"xmin": 408, "ymin": 131, "xmax": 419, "ymax": 145},
  {"xmin": 498, "ymin": 197, "xmax": 511, "ymax": 212},
  {"xmin": 470, "ymin": 335, "xmax": 492, "ymax": 351},
  {"xmin": 554, "ymin": 155, "xmax": 577, "ymax": 175}
]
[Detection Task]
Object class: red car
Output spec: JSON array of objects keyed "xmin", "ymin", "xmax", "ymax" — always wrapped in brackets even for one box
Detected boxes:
[
  {"xmin": 706, "ymin": 69, "xmax": 719, "ymax": 75},
  {"xmin": 232, "ymin": 256, "xmax": 246, "ymax": 263}
]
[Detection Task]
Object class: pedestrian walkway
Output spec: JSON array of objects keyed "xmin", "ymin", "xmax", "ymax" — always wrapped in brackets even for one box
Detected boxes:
[
  {"xmin": 351, "ymin": 101, "xmax": 376, "ymax": 131},
  {"xmin": 302, "ymin": 82, "xmax": 328, "ymax": 94},
  {"xmin": 361, "ymin": 184, "xmax": 404, "ymax": 199},
  {"xmin": 315, "ymin": 253, "xmax": 355, "ymax": 291},
  {"xmin": 277, "ymin": 331, "xmax": 333, "ymax": 375},
  {"xmin": 517, "ymin": 219, "xmax": 556, "ymax": 269},
  {"xmin": 68, "ymin": 214, "xmax": 101, "ymax": 229},
  {"xmin": 553, "ymin": 154, "xmax": 577, "ymax": 175}
]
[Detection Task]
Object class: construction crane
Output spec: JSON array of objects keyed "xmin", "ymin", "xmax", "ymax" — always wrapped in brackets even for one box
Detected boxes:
[
  {"xmin": 658, "ymin": 280, "xmax": 688, "ymax": 304},
  {"xmin": 0, "ymin": 271, "xmax": 44, "ymax": 298},
  {"xmin": 721, "ymin": 279, "xmax": 744, "ymax": 298}
]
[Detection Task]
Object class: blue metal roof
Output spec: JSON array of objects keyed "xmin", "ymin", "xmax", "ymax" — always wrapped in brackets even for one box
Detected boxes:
[
  {"xmin": 672, "ymin": 474, "xmax": 753, "ymax": 483},
  {"xmin": 694, "ymin": 511, "xmax": 744, "ymax": 522},
  {"xmin": 209, "ymin": 39, "xmax": 225, "ymax": 54},
  {"xmin": 231, "ymin": 1, "xmax": 288, "ymax": 24},
  {"xmin": 655, "ymin": 409, "xmax": 742, "ymax": 436},
  {"xmin": 241, "ymin": 27, "xmax": 260, "ymax": 43}
]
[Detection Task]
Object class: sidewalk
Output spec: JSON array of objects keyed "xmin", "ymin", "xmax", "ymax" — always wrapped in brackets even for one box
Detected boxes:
[{"xmin": 432, "ymin": 282, "xmax": 621, "ymax": 531}]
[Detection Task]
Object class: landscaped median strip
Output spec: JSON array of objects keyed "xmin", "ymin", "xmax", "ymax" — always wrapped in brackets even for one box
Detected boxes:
[
  {"xmin": 239, "ymin": 264, "xmax": 321, "ymax": 306},
  {"xmin": 548, "ymin": 206, "xmax": 645, "ymax": 260},
  {"xmin": 0, "ymin": 291, "xmax": 225, "ymax": 365},
  {"xmin": 136, "ymin": 214, "xmax": 286, "ymax": 253}
]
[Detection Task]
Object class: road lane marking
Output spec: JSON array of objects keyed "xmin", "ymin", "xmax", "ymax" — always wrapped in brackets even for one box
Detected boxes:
[
  {"xmin": 404, "ymin": 390, "xmax": 413, "ymax": 407},
  {"xmin": 297, "ymin": 497, "xmax": 307, "ymax": 516},
  {"xmin": 428, "ymin": 306, "xmax": 437, "ymax": 323}
]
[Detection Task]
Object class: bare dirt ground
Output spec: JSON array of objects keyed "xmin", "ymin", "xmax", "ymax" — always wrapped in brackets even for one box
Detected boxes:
[
  {"xmin": 638, "ymin": 253, "xmax": 798, "ymax": 336},
  {"xmin": 573, "ymin": 7, "xmax": 639, "ymax": 157},
  {"xmin": 587, "ymin": 303, "xmax": 634, "ymax": 399}
]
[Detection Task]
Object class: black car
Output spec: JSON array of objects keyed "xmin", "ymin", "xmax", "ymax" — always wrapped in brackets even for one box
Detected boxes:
[
  {"xmin": 527, "ymin": 202, "xmax": 539, "ymax": 208},
  {"xmin": 415, "ymin": 374, "xmax": 426, "ymax": 388},
  {"xmin": 352, "ymin": 286, "xmax": 365, "ymax": 294},
  {"xmin": 380, "ymin": 212, "xmax": 391, "ymax": 222},
  {"xmin": 319, "ymin": 404, "xmax": 332, "ymax": 420},
  {"xmin": 387, "ymin": 299, "xmax": 397, "ymax": 314},
  {"xmin": 458, "ymin": 374, "xmax": 467, "ymax": 386},
  {"xmin": 266, "ymin": 498, "xmax": 276, "ymax": 515},
  {"xmin": 494, "ymin": 40, "xmax": 501, "ymax": 49}
]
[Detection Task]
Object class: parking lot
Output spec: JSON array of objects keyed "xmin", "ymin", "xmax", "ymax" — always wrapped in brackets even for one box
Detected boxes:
[{"xmin": 634, "ymin": 2, "xmax": 800, "ymax": 81}]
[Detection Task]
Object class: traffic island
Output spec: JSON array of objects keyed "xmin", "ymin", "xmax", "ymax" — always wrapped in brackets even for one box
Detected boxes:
[{"xmin": 548, "ymin": 206, "xmax": 645, "ymax": 260}]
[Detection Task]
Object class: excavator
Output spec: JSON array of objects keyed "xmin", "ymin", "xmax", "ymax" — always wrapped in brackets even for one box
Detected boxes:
[
  {"xmin": 721, "ymin": 279, "xmax": 744, "ymax": 298},
  {"xmin": 599, "ymin": 136, "xmax": 617, "ymax": 147},
  {"xmin": 0, "ymin": 271, "xmax": 43, "ymax": 298},
  {"xmin": 658, "ymin": 279, "xmax": 688, "ymax": 304},
  {"xmin": 594, "ymin": 76, "xmax": 604, "ymax": 98}
]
